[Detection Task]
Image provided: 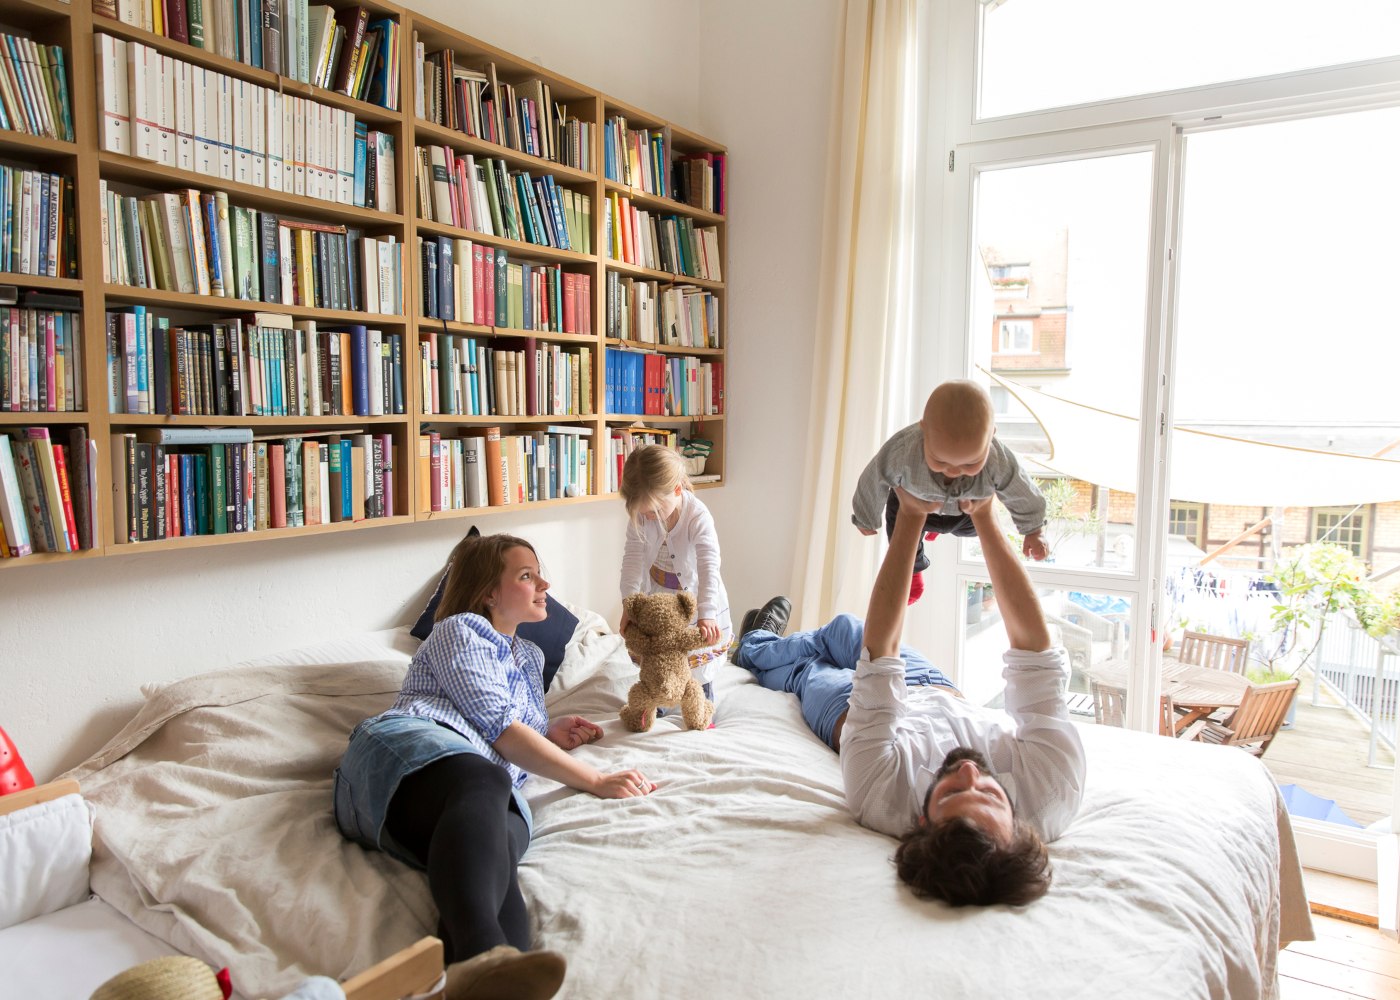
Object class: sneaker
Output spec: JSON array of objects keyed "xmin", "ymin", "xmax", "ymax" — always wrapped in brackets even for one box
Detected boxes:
[
  {"xmin": 740, "ymin": 596, "xmax": 792, "ymax": 641},
  {"xmin": 908, "ymin": 573, "xmax": 925, "ymax": 605}
]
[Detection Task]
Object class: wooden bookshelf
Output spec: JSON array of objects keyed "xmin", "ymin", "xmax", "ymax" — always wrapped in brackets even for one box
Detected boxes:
[{"xmin": 0, "ymin": 0, "xmax": 727, "ymax": 567}]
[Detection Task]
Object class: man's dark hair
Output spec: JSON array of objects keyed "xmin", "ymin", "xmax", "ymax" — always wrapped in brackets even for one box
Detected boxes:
[
  {"xmin": 894, "ymin": 817, "xmax": 1051, "ymax": 907},
  {"xmin": 898, "ymin": 746, "xmax": 1050, "ymax": 907}
]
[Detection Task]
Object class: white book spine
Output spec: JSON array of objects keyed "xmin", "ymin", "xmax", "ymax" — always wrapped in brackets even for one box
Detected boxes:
[
  {"xmin": 234, "ymin": 78, "xmax": 252, "ymax": 185},
  {"xmin": 280, "ymin": 88, "xmax": 294, "ymax": 193},
  {"xmin": 194, "ymin": 66, "xmax": 216, "ymax": 176},
  {"xmin": 217, "ymin": 73, "xmax": 233, "ymax": 180},
  {"xmin": 129, "ymin": 42, "xmax": 154, "ymax": 160},
  {"xmin": 278, "ymin": 225, "xmax": 294, "ymax": 305},
  {"xmin": 339, "ymin": 109, "xmax": 355, "ymax": 205},
  {"xmin": 361, "ymin": 237, "xmax": 379, "ymax": 314},
  {"xmin": 175, "ymin": 61, "xmax": 194, "ymax": 172},
  {"xmin": 115, "ymin": 0, "xmax": 139, "ymax": 26},
  {"xmin": 368, "ymin": 329, "xmax": 383, "ymax": 415},
  {"xmin": 266, "ymin": 91, "xmax": 282, "ymax": 192},
  {"xmin": 162, "ymin": 194, "xmax": 196, "ymax": 294},
  {"xmin": 292, "ymin": 97, "xmax": 305, "ymax": 196},
  {"xmin": 155, "ymin": 53, "xmax": 175, "ymax": 166},
  {"xmin": 97, "ymin": 34, "xmax": 131, "ymax": 155},
  {"xmin": 251, "ymin": 86, "xmax": 266, "ymax": 188}
]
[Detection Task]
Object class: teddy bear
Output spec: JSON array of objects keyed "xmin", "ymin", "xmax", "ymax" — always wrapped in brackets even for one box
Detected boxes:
[{"xmin": 618, "ymin": 591, "xmax": 713, "ymax": 732}]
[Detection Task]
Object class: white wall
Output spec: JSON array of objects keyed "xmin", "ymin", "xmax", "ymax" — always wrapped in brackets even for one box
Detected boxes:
[{"xmin": 1, "ymin": 0, "xmax": 840, "ymax": 781}]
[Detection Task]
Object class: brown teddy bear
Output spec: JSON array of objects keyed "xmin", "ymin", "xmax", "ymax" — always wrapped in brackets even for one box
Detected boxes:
[{"xmin": 619, "ymin": 591, "xmax": 713, "ymax": 732}]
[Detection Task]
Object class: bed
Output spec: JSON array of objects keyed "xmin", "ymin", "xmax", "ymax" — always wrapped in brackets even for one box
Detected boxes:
[{"xmin": 34, "ymin": 610, "xmax": 1309, "ymax": 999}]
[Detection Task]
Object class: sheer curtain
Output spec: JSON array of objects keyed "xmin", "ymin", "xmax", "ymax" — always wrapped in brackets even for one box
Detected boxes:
[{"xmin": 789, "ymin": 0, "xmax": 922, "ymax": 627}]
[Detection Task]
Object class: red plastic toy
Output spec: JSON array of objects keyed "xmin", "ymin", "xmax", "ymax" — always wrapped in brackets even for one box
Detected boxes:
[{"xmin": 0, "ymin": 725, "xmax": 36, "ymax": 795}]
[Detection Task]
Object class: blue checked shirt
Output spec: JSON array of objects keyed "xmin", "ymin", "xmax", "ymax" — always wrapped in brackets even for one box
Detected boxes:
[{"xmin": 381, "ymin": 613, "xmax": 549, "ymax": 788}]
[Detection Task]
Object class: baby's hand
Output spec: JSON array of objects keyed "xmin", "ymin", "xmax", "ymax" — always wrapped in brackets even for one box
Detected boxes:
[
  {"xmin": 1023, "ymin": 530, "xmax": 1050, "ymax": 562},
  {"xmin": 697, "ymin": 618, "xmax": 721, "ymax": 645}
]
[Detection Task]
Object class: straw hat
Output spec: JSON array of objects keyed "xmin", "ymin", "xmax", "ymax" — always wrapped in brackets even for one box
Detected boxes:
[{"xmin": 90, "ymin": 956, "xmax": 226, "ymax": 1000}]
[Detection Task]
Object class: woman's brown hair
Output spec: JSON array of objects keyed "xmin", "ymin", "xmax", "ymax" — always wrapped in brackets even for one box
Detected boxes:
[{"xmin": 434, "ymin": 532, "xmax": 537, "ymax": 625}]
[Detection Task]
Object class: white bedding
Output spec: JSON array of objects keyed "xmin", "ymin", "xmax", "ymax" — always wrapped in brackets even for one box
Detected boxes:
[{"xmin": 63, "ymin": 617, "xmax": 1311, "ymax": 999}]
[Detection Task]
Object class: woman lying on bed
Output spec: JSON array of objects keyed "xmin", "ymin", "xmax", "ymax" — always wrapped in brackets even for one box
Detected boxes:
[{"xmin": 333, "ymin": 531, "xmax": 655, "ymax": 1000}]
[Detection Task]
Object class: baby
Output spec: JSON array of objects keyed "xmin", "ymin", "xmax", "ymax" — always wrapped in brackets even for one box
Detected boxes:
[{"xmin": 852, "ymin": 379, "xmax": 1048, "ymax": 603}]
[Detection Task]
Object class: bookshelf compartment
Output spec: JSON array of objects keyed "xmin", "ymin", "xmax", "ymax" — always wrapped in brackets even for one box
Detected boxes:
[
  {"xmin": 417, "ymin": 421, "xmax": 595, "ymax": 513},
  {"xmin": 0, "ymin": 419, "xmax": 100, "ymax": 560}
]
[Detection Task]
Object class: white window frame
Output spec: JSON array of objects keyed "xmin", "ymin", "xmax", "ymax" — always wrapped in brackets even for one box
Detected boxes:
[
  {"xmin": 996, "ymin": 318, "xmax": 1034, "ymax": 353},
  {"xmin": 916, "ymin": 0, "xmax": 1400, "ymax": 897}
]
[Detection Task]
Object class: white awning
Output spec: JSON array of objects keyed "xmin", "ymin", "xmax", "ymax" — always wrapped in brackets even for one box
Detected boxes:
[{"xmin": 989, "ymin": 371, "xmax": 1400, "ymax": 506}]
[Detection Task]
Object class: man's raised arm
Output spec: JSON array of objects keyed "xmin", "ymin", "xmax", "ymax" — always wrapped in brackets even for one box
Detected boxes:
[
  {"xmin": 863, "ymin": 488, "xmax": 939, "ymax": 658},
  {"xmin": 964, "ymin": 497, "xmax": 1051, "ymax": 653}
]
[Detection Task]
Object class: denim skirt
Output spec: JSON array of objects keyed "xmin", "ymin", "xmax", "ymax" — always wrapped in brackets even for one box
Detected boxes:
[{"xmin": 333, "ymin": 714, "xmax": 534, "ymax": 869}]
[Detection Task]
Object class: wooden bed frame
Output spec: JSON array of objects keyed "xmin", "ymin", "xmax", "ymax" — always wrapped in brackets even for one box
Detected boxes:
[{"xmin": 0, "ymin": 782, "xmax": 444, "ymax": 1000}]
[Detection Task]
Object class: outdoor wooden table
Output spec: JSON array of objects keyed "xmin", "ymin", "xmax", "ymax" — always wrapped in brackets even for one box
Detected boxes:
[{"xmin": 1088, "ymin": 656, "xmax": 1252, "ymax": 734}]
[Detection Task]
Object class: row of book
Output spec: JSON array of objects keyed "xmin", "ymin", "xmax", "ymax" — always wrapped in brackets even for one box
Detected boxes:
[
  {"xmin": 0, "ymin": 33, "xmax": 73, "ymax": 142},
  {"xmin": 606, "ymin": 193, "xmax": 722, "ymax": 282},
  {"xmin": 96, "ymin": 35, "xmax": 398, "ymax": 210},
  {"xmin": 101, "ymin": 183, "xmax": 407, "ymax": 314},
  {"xmin": 418, "ymin": 425, "xmax": 593, "ymax": 511},
  {"xmin": 105, "ymin": 307, "xmax": 404, "ymax": 417},
  {"xmin": 111, "ymin": 428, "xmax": 397, "ymax": 543},
  {"xmin": 417, "ymin": 236, "xmax": 593, "ymax": 335},
  {"xmin": 604, "ymin": 274, "xmax": 720, "ymax": 349},
  {"xmin": 2, "ymin": 168, "xmax": 77, "ymax": 279},
  {"xmin": 600, "ymin": 122, "xmax": 726, "ymax": 214},
  {"xmin": 420, "ymin": 334, "xmax": 591, "ymax": 419},
  {"xmin": 603, "ymin": 348, "xmax": 723, "ymax": 417},
  {"xmin": 603, "ymin": 425, "xmax": 676, "ymax": 493},
  {"xmin": 414, "ymin": 144, "xmax": 593, "ymax": 254},
  {"xmin": 2, "ymin": 299, "xmax": 84, "ymax": 413},
  {"xmin": 0, "ymin": 426, "xmax": 95, "ymax": 557},
  {"xmin": 413, "ymin": 43, "xmax": 593, "ymax": 171},
  {"xmin": 95, "ymin": 0, "xmax": 401, "ymax": 110}
]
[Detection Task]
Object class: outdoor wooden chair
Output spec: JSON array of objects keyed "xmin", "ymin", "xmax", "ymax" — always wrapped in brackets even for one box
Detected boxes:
[
  {"xmin": 1178, "ymin": 630, "xmax": 1251, "ymax": 675},
  {"xmin": 1183, "ymin": 679, "xmax": 1299, "ymax": 756},
  {"xmin": 1091, "ymin": 681, "xmax": 1182, "ymax": 737}
]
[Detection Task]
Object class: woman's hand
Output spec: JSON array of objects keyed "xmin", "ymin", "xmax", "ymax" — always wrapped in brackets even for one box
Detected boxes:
[
  {"xmin": 591, "ymin": 769, "xmax": 656, "ymax": 799},
  {"xmin": 618, "ymin": 609, "xmax": 631, "ymax": 635},
  {"xmin": 546, "ymin": 715, "xmax": 604, "ymax": 751},
  {"xmin": 697, "ymin": 618, "xmax": 721, "ymax": 645}
]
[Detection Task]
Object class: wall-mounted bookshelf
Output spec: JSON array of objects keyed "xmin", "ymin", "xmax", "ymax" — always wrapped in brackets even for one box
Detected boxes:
[{"xmin": 0, "ymin": 0, "xmax": 726, "ymax": 568}]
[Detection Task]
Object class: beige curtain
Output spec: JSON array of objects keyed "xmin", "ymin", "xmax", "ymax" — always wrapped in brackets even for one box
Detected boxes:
[{"xmin": 789, "ymin": 0, "xmax": 921, "ymax": 627}]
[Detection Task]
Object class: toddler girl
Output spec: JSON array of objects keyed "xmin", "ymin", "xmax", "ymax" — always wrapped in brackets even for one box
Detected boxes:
[{"xmin": 619, "ymin": 445, "xmax": 732, "ymax": 716}]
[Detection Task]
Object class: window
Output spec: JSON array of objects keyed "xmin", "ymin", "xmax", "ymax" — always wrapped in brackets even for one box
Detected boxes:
[
  {"xmin": 978, "ymin": 0, "xmax": 1400, "ymax": 120},
  {"xmin": 1168, "ymin": 502, "xmax": 1205, "ymax": 548},
  {"xmin": 998, "ymin": 319, "xmax": 1033, "ymax": 353},
  {"xmin": 1312, "ymin": 507, "xmax": 1369, "ymax": 557}
]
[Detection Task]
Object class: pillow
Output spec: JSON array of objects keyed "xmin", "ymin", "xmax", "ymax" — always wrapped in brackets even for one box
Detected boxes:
[
  {"xmin": 0, "ymin": 792, "xmax": 92, "ymax": 929},
  {"xmin": 410, "ymin": 528, "xmax": 580, "ymax": 691}
]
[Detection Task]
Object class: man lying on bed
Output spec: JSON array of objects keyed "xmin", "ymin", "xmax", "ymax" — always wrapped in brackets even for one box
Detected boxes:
[{"xmin": 734, "ymin": 492, "xmax": 1085, "ymax": 906}]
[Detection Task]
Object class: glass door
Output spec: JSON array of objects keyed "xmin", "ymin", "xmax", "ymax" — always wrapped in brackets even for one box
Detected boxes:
[{"xmin": 1167, "ymin": 106, "xmax": 1400, "ymax": 871}]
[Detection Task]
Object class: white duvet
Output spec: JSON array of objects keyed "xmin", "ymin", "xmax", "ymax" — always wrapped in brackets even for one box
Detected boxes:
[{"xmin": 64, "ymin": 617, "xmax": 1311, "ymax": 1000}]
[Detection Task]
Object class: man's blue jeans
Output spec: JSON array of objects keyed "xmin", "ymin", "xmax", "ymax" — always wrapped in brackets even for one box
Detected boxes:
[{"xmin": 734, "ymin": 613, "xmax": 957, "ymax": 748}]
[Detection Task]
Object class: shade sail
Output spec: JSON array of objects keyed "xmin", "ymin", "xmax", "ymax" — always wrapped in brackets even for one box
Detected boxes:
[{"xmin": 989, "ymin": 371, "xmax": 1400, "ymax": 506}]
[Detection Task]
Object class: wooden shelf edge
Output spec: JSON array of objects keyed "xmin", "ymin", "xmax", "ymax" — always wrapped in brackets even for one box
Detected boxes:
[
  {"xmin": 0, "ymin": 411, "xmax": 92, "ymax": 424},
  {"xmin": 603, "ymin": 179, "xmax": 723, "ymax": 224},
  {"xmin": 605, "ymin": 338, "xmax": 722, "ymax": 356},
  {"xmin": 418, "ymin": 413, "xmax": 596, "ymax": 425},
  {"xmin": 101, "ymin": 284, "xmax": 409, "ymax": 324},
  {"xmin": 0, "ymin": 271, "xmax": 84, "ymax": 291},
  {"xmin": 108, "ymin": 413, "xmax": 410, "ymax": 425},
  {"xmin": 412, "ymin": 120, "xmax": 593, "ymax": 183},
  {"xmin": 105, "ymin": 513, "xmax": 416, "ymax": 555},
  {"xmin": 416, "ymin": 320, "xmax": 595, "ymax": 344},
  {"xmin": 603, "ymin": 413, "xmax": 724, "ymax": 423},
  {"xmin": 416, "ymin": 493, "xmax": 601, "ymax": 520},
  {"xmin": 98, "ymin": 151, "xmax": 406, "ymax": 228},
  {"xmin": 0, "ymin": 547, "xmax": 102, "ymax": 569},
  {"xmin": 414, "ymin": 218, "xmax": 593, "ymax": 265},
  {"xmin": 0, "ymin": 128, "xmax": 78, "ymax": 156},
  {"xmin": 603, "ymin": 258, "xmax": 723, "ymax": 290}
]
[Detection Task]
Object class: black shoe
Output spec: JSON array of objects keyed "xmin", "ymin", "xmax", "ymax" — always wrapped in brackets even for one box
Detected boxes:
[{"xmin": 740, "ymin": 596, "xmax": 792, "ymax": 641}]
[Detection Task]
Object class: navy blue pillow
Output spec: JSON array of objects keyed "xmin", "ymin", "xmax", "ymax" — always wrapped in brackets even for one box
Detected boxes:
[{"xmin": 410, "ymin": 531, "xmax": 579, "ymax": 690}]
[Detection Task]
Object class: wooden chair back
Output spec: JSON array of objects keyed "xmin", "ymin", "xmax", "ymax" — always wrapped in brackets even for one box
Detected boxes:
[
  {"xmin": 1220, "ymin": 679, "xmax": 1299, "ymax": 755},
  {"xmin": 1091, "ymin": 681, "xmax": 1126, "ymax": 728},
  {"xmin": 1178, "ymin": 630, "xmax": 1251, "ymax": 675}
]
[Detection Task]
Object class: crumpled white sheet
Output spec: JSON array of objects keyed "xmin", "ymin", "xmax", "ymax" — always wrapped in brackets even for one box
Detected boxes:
[{"xmin": 63, "ymin": 618, "xmax": 1310, "ymax": 999}]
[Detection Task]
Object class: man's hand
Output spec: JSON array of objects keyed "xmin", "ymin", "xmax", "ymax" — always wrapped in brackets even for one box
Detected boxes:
[
  {"xmin": 958, "ymin": 496, "xmax": 995, "ymax": 522},
  {"xmin": 856, "ymin": 526, "xmax": 878, "ymax": 536},
  {"xmin": 895, "ymin": 486, "xmax": 942, "ymax": 517},
  {"xmin": 1023, "ymin": 530, "xmax": 1050, "ymax": 562},
  {"xmin": 547, "ymin": 715, "xmax": 604, "ymax": 751},
  {"xmin": 697, "ymin": 618, "xmax": 721, "ymax": 645}
]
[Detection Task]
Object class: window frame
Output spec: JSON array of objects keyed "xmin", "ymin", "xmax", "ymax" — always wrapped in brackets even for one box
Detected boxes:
[
  {"xmin": 1311, "ymin": 505, "xmax": 1371, "ymax": 558},
  {"xmin": 996, "ymin": 318, "xmax": 1035, "ymax": 354}
]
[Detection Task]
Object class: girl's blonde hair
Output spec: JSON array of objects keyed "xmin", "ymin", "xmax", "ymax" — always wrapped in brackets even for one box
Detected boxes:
[
  {"xmin": 619, "ymin": 445, "xmax": 691, "ymax": 525},
  {"xmin": 434, "ymin": 531, "xmax": 537, "ymax": 625}
]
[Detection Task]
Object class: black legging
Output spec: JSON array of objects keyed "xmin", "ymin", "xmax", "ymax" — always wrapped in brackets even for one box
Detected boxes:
[{"xmin": 385, "ymin": 752, "xmax": 531, "ymax": 964}]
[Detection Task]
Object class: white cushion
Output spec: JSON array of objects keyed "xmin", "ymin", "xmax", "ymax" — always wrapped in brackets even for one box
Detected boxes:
[{"xmin": 0, "ymin": 793, "xmax": 92, "ymax": 929}]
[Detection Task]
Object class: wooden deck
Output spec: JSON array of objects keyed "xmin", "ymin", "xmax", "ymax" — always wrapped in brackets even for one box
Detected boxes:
[{"xmin": 1262, "ymin": 675, "xmax": 1396, "ymax": 827}]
